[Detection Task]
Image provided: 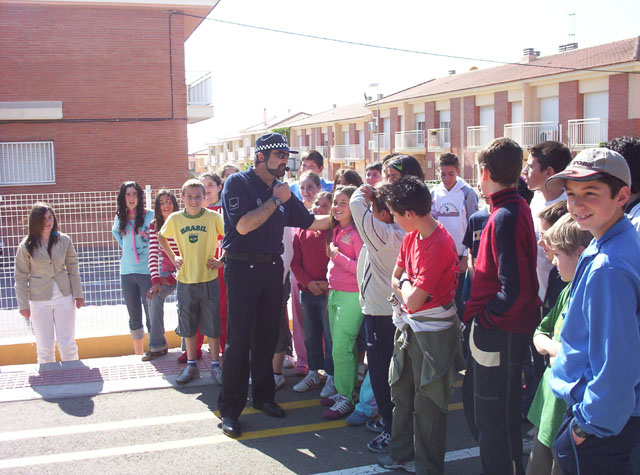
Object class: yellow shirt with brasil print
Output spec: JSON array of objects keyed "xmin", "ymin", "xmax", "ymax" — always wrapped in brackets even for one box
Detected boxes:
[{"xmin": 159, "ymin": 208, "xmax": 224, "ymax": 284}]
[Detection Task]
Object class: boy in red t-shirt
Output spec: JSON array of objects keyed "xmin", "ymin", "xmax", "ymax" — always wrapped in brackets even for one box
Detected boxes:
[{"xmin": 377, "ymin": 176, "xmax": 464, "ymax": 475}]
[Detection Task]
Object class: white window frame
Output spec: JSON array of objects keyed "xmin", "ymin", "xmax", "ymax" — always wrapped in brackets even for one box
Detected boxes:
[{"xmin": 0, "ymin": 141, "xmax": 55, "ymax": 186}]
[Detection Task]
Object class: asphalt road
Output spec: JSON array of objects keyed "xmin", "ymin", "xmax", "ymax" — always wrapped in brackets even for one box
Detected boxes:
[{"xmin": 0, "ymin": 372, "xmax": 533, "ymax": 474}]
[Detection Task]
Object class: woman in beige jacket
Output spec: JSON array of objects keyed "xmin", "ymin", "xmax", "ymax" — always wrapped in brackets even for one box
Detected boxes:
[{"xmin": 14, "ymin": 203, "xmax": 84, "ymax": 364}]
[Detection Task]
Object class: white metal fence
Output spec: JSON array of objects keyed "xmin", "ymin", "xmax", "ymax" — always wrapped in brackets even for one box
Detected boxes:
[{"xmin": 0, "ymin": 188, "xmax": 181, "ymax": 344}]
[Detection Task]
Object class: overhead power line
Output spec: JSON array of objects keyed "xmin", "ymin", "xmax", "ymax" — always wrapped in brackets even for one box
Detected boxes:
[{"xmin": 177, "ymin": 12, "xmax": 639, "ymax": 75}]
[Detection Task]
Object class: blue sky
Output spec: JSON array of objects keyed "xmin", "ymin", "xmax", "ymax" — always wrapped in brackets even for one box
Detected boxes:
[{"xmin": 185, "ymin": 0, "xmax": 640, "ymax": 152}]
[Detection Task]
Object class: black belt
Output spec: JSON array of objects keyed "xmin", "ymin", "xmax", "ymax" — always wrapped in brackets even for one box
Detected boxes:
[{"xmin": 224, "ymin": 250, "xmax": 280, "ymax": 264}]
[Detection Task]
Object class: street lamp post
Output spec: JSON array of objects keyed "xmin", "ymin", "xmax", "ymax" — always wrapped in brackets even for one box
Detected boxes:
[{"xmin": 366, "ymin": 83, "xmax": 382, "ymax": 163}]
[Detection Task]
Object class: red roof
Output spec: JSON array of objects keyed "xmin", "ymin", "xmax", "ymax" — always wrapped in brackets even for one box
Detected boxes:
[{"xmin": 378, "ymin": 36, "xmax": 640, "ymax": 105}]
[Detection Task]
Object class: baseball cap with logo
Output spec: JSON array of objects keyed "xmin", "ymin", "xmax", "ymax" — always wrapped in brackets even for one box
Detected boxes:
[
  {"xmin": 545, "ymin": 147, "xmax": 631, "ymax": 189},
  {"xmin": 255, "ymin": 132, "xmax": 298, "ymax": 155}
]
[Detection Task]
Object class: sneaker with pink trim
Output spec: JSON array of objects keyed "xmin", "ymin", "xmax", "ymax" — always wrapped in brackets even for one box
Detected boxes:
[{"xmin": 323, "ymin": 394, "xmax": 355, "ymax": 419}]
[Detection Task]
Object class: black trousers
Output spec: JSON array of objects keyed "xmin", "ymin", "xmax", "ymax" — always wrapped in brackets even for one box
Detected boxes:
[
  {"xmin": 218, "ymin": 257, "xmax": 284, "ymax": 419},
  {"xmin": 463, "ymin": 322, "xmax": 529, "ymax": 475},
  {"xmin": 364, "ymin": 315, "xmax": 395, "ymax": 432}
]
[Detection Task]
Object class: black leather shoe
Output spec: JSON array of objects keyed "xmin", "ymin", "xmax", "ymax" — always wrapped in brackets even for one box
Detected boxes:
[
  {"xmin": 253, "ymin": 401, "xmax": 286, "ymax": 418},
  {"xmin": 222, "ymin": 417, "xmax": 241, "ymax": 438}
]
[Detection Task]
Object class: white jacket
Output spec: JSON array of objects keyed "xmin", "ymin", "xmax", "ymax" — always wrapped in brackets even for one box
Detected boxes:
[
  {"xmin": 431, "ymin": 177, "xmax": 478, "ymax": 256},
  {"xmin": 350, "ymin": 188, "xmax": 405, "ymax": 316}
]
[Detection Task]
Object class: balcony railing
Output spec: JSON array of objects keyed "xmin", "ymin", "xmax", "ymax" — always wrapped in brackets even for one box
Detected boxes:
[
  {"xmin": 394, "ymin": 130, "xmax": 425, "ymax": 151},
  {"xmin": 367, "ymin": 133, "xmax": 385, "ymax": 152},
  {"xmin": 226, "ymin": 151, "xmax": 236, "ymax": 162},
  {"xmin": 330, "ymin": 144, "xmax": 365, "ymax": 162},
  {"xmin": 427, "ymin": 128, "xmax": 451, "ymax": 151},
  {"xmin": 315, "ymin": 146, "xmax": 328, "ymax": 159},
  {"xmin": 466, "ymin": 126, "xmax": 494, "ymax": 150},
  {"xmin": 186, "ymin": 72, "xmax": 212, "ymax": 106},
  {"xmin": 504, "ymin": 122, "xmax": 562, "ymax": 148},
  {"xmin": 567, "ymin": 118, "xmax": 608, "ymax": 150}
]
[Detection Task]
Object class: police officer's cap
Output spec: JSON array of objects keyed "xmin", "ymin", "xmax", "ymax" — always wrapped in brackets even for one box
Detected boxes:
[{"xmin": 255, "ymin": 133, "xmax": 298, "ymax": 155}]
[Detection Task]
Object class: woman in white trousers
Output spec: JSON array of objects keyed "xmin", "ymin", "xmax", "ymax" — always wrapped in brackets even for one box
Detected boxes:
[{"xmin": 14, "ymin": 203, "xmax": 84, "ymax": 364}]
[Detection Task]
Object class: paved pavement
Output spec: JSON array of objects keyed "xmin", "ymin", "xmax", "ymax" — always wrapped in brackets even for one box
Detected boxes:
[{"xmin": 0, "ymin": 350, "xmax": 533, "ymax": 473}]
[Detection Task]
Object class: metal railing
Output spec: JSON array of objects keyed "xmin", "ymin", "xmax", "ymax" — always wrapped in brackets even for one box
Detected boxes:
[
  {"xmin": 367, "ymin": 133, "xmax": 385, "ymax": 152},
  {"xmin": 503, "ymin": 122, "xmax": 562, "ymax": 148},
  {"xmin": 330, "ymin": 144, "xmax": 365, "ymax": 162},
  {"xmin": 395, "ymin": 130, "xmax": 425, "ymax": 151},
  {"xmin": 186, "ymin": 72, "xmax": 212, "ymax": 106},
  {"xmin": 427, "ymin": 128, "xmax": 451, "ymax": 151},
  {"xmin": 0, "ymin": 188, "xmax": 184, "ymax": 344},
  {"xmin": 226, "ymin": 151, "xmax": 236, "ymax": 162},
  {"xmin": 466, "ymin": 126, "xmax": 494, "ymax": 150},
  {"xmin": 315, "ymin": 146, "xmax": 328, "ymax": 159},
  {"xmin": 567, "ymin": 118, "xmax": 608, "ymax": 150}
]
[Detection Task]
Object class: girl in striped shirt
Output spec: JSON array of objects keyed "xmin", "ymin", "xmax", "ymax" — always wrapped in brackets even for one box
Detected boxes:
[{"xmin": 143, "ymin": 190, "xmax": 180, "ymax": 361}]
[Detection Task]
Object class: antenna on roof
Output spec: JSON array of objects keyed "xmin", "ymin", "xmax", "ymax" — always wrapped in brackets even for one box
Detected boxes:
[{"xmin": 569, "ymin": 12, "xmax": 576, "ymax": 40}]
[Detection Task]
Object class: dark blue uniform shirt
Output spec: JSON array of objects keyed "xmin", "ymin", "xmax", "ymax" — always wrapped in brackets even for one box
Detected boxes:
[{"xmin": 221, "ymin": 167, "xmax": 315, "ymax": 254}]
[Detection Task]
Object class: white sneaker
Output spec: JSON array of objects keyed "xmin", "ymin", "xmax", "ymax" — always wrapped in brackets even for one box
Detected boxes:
[
  {"xmin": 293, "ymin": 371, "xmax": 321, "ymax": 392},
  {"xmin": 283, "ymin": 356, "xmax": 295, "ymax": 369},
  {"xmin": 320, "ymin": 375, "xmax": 337, "ymax": 398},
  {"xmin": 274, "ymin": 374, "xmax": 285, "ymax": 390}
]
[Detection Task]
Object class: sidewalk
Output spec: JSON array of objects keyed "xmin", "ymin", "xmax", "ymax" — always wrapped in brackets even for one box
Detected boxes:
[{"xmin": 0, "ymin": 349, "xmax": 214, "ymax": 403}]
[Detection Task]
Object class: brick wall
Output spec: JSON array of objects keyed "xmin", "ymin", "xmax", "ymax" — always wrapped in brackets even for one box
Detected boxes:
[
  {"xmin": 450, "ymin": 98, "xmax": 462, "ymax": 160},
  {"xmin": 494, "ymin": 91, "xmax": 510, "ymax": 138},
  {"xmin": 609, "ymin": 74, "xmax": 640, "ymax": 140},
  {"xmin": 390, "ymin": 107, "xmax": 399, "ymax": 151},
  {"xmin": 559, "ymin": 81, "xmax": 583, "ymax": 143},
  {"xmin": 424, "ymin": 101, "xmax": 437, "ymax": 180},
  {"xmin": 0, "ymin": 4, "xmax": 188, "ymax": 193},
  {"xmin": 461, "ymin": 96, "xmax": 477, "ymax": 178}
]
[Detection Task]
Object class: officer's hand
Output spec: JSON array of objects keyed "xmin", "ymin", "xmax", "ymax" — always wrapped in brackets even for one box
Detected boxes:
[
  {"xmin": 273, "ymin": 183, "xmax": 291, "ymax": 203},
  {"xmin": 75, "ymin": 298, "xmax": 85, "ymax": 309},
  {"xmin": 19, "ymin": 309, "xmax": 30, "ymax": 319}
]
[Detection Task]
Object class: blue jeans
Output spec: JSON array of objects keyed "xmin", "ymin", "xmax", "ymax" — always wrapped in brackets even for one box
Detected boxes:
[
  {"xmin": 147, "ymin": 282, "xmax": 176, "ymax": 351},
  {"xmin": 300, "ymin": 291, "xmax": 333, "ymax": 375},
  {"xmin": 121, "ymin": 273, "xmax": 152, "ymax": 340}
]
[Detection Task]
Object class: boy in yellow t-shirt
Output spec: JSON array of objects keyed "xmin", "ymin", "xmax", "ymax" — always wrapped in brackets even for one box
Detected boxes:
[{"xmin": 159, "ymin": 179, "xmax": 225, "ymax": 385}]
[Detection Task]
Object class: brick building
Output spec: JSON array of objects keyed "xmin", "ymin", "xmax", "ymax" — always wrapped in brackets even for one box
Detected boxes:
[
  {"xmin": 0, "ymin": 0, "xmax": 215, "ymax": 193},
  {"xmin": 370, "ymin": 37, "xmax": 640, "ymax": 180}
]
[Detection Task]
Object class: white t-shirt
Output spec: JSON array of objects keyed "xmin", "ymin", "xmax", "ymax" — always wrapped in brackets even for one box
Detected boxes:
[{"xmin": 530, "ymin": 190, "xmax": 567, "ymax": 302}]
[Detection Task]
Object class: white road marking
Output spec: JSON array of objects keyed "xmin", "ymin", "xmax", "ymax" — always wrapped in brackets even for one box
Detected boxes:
[{"xmin": 312, "ymin": 440, "xmax": 533, "ymax": 474}]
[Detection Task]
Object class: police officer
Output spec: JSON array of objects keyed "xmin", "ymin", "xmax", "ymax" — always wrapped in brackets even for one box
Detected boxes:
[{"xmin": 218, "ymin": 132, "xmax": 330, "ymax": 438}]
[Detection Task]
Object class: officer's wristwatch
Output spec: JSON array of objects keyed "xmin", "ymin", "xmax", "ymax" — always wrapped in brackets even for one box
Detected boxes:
[
  {"xmin": 571, "ymin": 420, "xmax": 591, "ymax": 439},
  {"xmin": 271, "ymin": 196, "xmax": 282, "ymax": 207}
]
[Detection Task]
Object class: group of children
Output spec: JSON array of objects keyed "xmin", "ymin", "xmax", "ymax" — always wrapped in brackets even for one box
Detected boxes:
[{"xmin": 104, "ymin": 134, "xmax": 640, "ymax": 474}]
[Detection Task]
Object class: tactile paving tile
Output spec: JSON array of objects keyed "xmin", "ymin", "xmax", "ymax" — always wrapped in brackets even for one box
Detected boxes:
[{"xmin": 0, "ymin": 355, "xmax": 212, "ymax": 390}]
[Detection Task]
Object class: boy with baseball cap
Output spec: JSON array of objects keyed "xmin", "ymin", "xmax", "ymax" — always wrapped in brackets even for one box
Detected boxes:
[{"xmin": 547, "ymin": 147, "xmax": 640, "ymax": 474}]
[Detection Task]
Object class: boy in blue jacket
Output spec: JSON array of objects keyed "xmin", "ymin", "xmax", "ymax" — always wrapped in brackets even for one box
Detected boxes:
[{"xmin": 547, "ymin": 148, "xmax": 640, "ymax": 474}]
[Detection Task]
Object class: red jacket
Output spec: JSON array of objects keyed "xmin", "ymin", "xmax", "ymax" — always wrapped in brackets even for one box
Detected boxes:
[
  {"xmin": 463, "ymin": 188, "xmax": 542, "ymax": 334},
  {"xmin": 291, "ymin": 227, "xmax": 331, "ymax": 291}
]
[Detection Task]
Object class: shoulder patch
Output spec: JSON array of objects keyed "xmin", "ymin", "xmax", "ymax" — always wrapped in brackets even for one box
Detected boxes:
[{"xmin": 229, "ymin": 197, "xmax": 240, "ymax": 211}]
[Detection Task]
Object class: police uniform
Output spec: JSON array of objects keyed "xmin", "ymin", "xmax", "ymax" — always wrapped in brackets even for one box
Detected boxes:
[{"xmin": 218, "ymin": 166, "xmax": 314, "ymax": 419}]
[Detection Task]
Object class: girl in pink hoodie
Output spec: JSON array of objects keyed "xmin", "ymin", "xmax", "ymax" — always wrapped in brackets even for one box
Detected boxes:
[{"xmin": 322, "ymin": 185, "xmax": 364, "ymax": 419}]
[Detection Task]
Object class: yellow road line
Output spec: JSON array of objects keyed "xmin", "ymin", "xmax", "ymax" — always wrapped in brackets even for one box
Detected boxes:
[
  {"xmin": 0, "ymin": 399, "xmax": 464, "ymax": 443},
  {"xmin": 0, "ymin": 420, "xmax": 347, "ymax": 469},
  {"xmin": 212, "ymin": 398, "xmax": 322, "ymax": 417}
]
